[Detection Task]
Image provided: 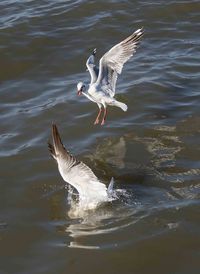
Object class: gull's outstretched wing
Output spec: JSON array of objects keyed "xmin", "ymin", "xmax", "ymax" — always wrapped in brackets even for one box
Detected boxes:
[
  {"xmin": 48, "ymin": 123, "xmax": 78, "ymax": 170},
  {"xmin": 48, "ymin": 124, "xmax": 107, "ymax": 202},
  {"xmin": 96, "ymin": 28, "xmax": 144, "ymax": 97},
  {"xmin": 86, "ymin": 48, "xmax": 99, "ymax": 84}
]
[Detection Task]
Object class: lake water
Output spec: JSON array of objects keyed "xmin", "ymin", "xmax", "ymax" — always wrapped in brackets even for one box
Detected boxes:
[{"xmin": 0, "ymin": 0, "xmax": 200, "ymax": 273}]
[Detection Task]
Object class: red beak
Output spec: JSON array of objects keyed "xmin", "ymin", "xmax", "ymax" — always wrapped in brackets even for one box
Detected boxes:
[{"xmin": 77, "ymin": 90, "xmax": 82, "ymax": 96}]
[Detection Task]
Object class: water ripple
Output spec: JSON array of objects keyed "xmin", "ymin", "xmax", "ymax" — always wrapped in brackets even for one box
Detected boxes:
[{"xmin": 1, "ymin": 0, "xmax": 200, "ymax": 272}]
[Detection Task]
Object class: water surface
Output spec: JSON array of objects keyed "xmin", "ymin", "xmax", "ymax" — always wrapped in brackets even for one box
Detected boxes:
[{"xmin": 0, "ymin": 0, "xmax": 200, "ymax": 273}]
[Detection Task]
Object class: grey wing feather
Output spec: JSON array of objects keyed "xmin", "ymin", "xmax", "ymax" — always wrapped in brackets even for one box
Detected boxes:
[
  {"xmin": 97, "ymin": 28, "xmax": 144, "ymax": 97},
  {"xmin": 69, "ymin": 161, "xmax": 99, "ymax": 183},
  {"xmin": 86, "ymin": 48, "xmax": 99, "ymax": 84},
  {"xmin": 49, "ymin": 124, "xmax": 100, "ymax": 184}
]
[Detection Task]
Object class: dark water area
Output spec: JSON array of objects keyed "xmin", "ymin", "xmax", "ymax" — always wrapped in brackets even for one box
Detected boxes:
[{"xmin": 0, "ymin": 0, "xmax": 200, "ymax": 273}]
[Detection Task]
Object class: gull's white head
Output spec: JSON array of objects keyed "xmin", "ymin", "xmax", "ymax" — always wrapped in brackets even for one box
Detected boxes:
[{"xmin": 77, "ymin": 82, "xmax": 86, "ymax": 96}]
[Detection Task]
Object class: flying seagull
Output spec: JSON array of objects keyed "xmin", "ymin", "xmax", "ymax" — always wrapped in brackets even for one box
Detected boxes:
[
  {"xmin": 77, "ymin": 28, "xmax": 144, "ymax": 125},
  {"xmin": 48, "ymin": 124, "xmax": 111, "ymax": 209}
]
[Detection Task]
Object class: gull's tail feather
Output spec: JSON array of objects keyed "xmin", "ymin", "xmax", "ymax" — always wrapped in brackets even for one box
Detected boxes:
[{"xmin": 114, "ymin": 101, "xmax": 128, "ymax": 112}]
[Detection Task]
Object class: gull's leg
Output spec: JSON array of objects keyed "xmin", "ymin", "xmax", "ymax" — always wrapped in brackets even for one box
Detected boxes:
[
  {"xmin": 101, "ymin": 107, "xmax": 107, "ymax": 125},
  {"xmin": 94, "ymin": 104, "xmax": 102, "ymax": 125}
]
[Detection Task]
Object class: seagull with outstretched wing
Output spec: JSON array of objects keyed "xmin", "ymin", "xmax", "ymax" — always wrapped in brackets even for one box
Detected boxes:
[
  {"xmin": 77, "ymin": 28, "xmax": 144, "ymax": 125},
  {"xmin": 48, "ymin": 124, "xmax": 110, "ymax": 209}
]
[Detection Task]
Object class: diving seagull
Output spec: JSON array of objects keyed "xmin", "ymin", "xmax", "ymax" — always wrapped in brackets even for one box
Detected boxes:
[
  {"xmin": 77, "ymin": 28, "xmax": 144, "ymax": 125},
  {"xmin": 48, "ymin": 124, "xmax": 111, "ymax": 209}
]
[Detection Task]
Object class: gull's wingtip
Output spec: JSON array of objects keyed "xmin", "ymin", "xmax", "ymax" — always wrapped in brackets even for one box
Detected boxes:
[
  {"xmin": 93, "ymin": 48, "xmax": 97, "ymax": 55},
  {"xmin": 48, "ymin": 140, "xmax": 56, "ymax": 159},
  {"xmin": 134, "ymin": 27, "xmax": 144, "ymax": 35},
  {"xmin": 52, "ymin": 123, "xmax": 60, "ymax": 144},
  {"xmin": 51, "ymin": 122, "xmax": 57, "ymax": 130},
  {"xmin": 107, "ymin": 177, "xmax": 115, "ymax": 195},
  {"xmin": 48, "ymin": 123, "xmax": 58, "ymax": 160},
  {"xmin": 50, "ymin": 123, "xmax": 67, "ymax": 159},
  {"xmin": 51, "ymin": 122, "xmax": 57, "ymax": 135}
]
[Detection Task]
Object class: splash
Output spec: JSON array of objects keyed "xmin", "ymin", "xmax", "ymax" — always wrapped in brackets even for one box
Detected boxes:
[{"xmin": 65, "ymin": 177, "xmax": 129, "ymax": 218}]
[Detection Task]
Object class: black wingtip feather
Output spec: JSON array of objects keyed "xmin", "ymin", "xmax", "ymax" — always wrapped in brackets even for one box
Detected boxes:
[
  {"xmin": 122, "ymin": 28, "xmax": 144, "ymax": 46},
  {"xmin": 48, "ymin": 123, "xmax": 78, "ymax": 168},
  {"xmin": 48, "ymin": 141, "xmax": 56, "ymax": 159},
  {"xmin": 92, "ymin": 48, "xmax": 97, "ymax": 56},
  {"xmin": 51, "ymin": 124, "xmax": 66, "ymax": 155}
]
